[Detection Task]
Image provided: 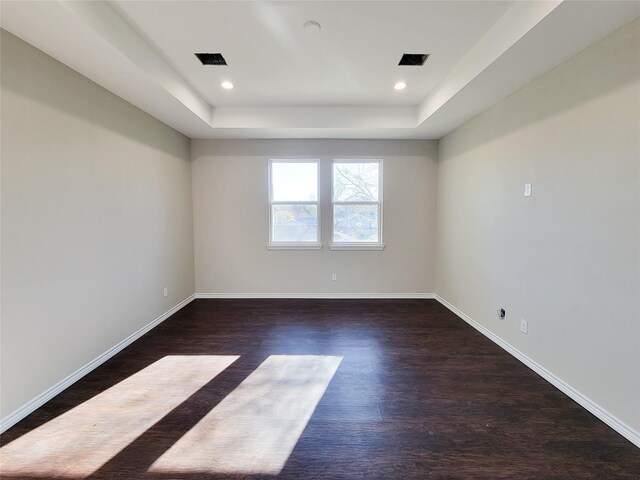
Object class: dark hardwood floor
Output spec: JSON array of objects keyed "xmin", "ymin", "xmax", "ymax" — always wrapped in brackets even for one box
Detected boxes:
[{"xmin": 1, "ymin": 299, "xmax": 638, "ymax": 479}]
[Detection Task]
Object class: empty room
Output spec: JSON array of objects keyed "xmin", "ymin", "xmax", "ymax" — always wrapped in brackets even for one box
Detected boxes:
[{"xmin": 1, "ymin": 0, "xmax": 639, "ymax": 478}]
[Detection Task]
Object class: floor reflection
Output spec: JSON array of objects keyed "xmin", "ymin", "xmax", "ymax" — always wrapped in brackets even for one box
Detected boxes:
[{"xmin": 148, "ymin": 355, "xmax": 342, "ymax": 476}]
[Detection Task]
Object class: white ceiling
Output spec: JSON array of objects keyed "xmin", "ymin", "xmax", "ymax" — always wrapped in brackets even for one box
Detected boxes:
[
  {"xmin": 1, "ymin": 1, "xmax": 639, "ymax": 139},
  {"xmin": 112, "ymin": 1, "xmax": 512, "ymax": 107}
]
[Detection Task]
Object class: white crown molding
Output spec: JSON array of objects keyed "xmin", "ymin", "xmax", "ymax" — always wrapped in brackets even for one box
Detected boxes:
[
  {"xmin": 211, "ymin": 106, "xmax": 416, "ymax": 129},
  {"xmin": 434, "ymin": 294, "xmax": 640, "ymax": 448},
  {"xmin": 0, "ymin": 294, "xmax": 196, "ymax": 434}
]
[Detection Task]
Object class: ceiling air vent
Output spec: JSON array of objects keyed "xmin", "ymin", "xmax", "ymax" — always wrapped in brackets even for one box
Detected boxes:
[
  {"xmin": 195, "ymin": 53, "xmax": 227, "ymax": 65},
  {"xmin": 398, "ymin": 53, "xmax": 429, "ymax": 66}
]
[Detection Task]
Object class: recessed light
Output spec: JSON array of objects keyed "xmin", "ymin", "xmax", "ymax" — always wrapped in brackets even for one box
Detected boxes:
[
  {"xmin": 221, "ymin": 81, "xmax": 234, "ymax": 90},
  {"xmin": 303, "ymin": 20, "xmax": 321, "ymax": 32},
  {"xmin": 394, "ymin": 81, "xmax": 407, "ymax": 90}
]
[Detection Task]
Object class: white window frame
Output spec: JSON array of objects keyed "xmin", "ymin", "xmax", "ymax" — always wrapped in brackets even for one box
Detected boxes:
[
  {"xmin": 268, "ymin": 159, "xmax": 322, "ymax": 250},
  {"xmin": 330, "ymin": 159, "xmax": 384, "ymax": 251}
]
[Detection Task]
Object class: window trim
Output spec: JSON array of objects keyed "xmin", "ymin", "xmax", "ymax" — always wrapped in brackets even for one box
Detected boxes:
[
  {"xmin": 330, "ymin": 159, "xmax": 384, "ymax": 251},
  {"xmin": 268, "ymin": 159, "xmax": 322, "ymax": 250}
]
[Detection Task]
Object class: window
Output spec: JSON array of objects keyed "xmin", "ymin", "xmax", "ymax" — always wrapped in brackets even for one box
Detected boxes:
[
  {"xmin": 268, "ymin": 160, "xmax": 321, "ymax": 249},
  {"xmin": 331, "ymin": 160, "xmax": 383, "ymax": 250}
]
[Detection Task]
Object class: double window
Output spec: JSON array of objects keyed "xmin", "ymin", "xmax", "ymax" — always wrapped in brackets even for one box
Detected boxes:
[{"xmin": 268, "ymin": 159, "xmax": 383, "ymax": 250}]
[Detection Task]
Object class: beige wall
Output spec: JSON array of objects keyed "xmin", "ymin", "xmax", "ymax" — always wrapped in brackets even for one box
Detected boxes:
[
  {"xmin": 436, "ymin": 19, "xmax": 640, "ymax": 433},
  {"xmin": 2, "ymin": 14, "xmax": 638, "ymax": 443},
  {"xmin": 0, "ymin": 30, "xmax": 195, "ymax": 418},
  {"xmin": 192, "ymin": 139, "xmax": 437, "ymax": 295}
]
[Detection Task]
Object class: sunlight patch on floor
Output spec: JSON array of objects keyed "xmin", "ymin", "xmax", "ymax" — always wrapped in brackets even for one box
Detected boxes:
[
  {"xmin": 148, "ymin": 355, "xmax": 342, "ymax": 475},
  {"xmin": 0, "ymin": 355, "xmax": 239, "ymax": 478}
]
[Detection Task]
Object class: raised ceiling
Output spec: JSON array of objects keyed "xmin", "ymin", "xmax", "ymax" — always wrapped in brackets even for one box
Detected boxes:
[
  {"xmin": 1, "ymin": 1, "xmax": 639, "ymax": 139},
  {"xmin": 113, "ymin": 1, "xmax": 511, "ymax": 107}
]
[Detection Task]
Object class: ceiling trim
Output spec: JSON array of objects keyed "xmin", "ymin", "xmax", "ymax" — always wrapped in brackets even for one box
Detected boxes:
[
  {"xmin": 417, "ymin": 0, "xmax": 562, "ymax": 125},
  {"xmin": 59, "ymin": 0, "xmax": 212, "ymax": 126},
  {"xmin": 1, "ymin": 0, "xmax": 638, "ymax": 139}
]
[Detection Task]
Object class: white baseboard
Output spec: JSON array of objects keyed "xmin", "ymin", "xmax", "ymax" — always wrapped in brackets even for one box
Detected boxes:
[
  {"xmin": 6, "ymin": 292, "xmax": 636, "ymax": 449},
  {"xmin": 0, "ymin": 294, "xmax": 196, "ymax": 434},
  {"xmin": 196, "ymin": 293, "xmax": 435, "ymax": 299},
  {"xmin": 434, "ymin": 294, "xmax": 640, "ymax": 448}
]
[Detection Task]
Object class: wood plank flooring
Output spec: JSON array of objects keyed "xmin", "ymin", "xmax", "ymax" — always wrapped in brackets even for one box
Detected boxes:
[{"xmin": 1, "ymin": 299, "xmax": 638, "ymax": 479}]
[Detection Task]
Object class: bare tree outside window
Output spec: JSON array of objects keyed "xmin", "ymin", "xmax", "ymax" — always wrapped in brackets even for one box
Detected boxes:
[{"xmin": 332, "ymin": 161, "xmax": 382, "ymax": 243}]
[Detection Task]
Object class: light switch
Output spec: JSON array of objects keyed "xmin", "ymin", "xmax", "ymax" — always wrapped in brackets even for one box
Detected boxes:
[{"xmin": 524, "ymin": 183, "xmax": 532, "ymax": 197}]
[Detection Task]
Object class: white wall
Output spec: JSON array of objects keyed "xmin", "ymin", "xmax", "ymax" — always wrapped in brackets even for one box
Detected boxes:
[
  {"xmin": 0, "ymin": 30, "xmax": 195, "ymax": 419},
  {"xmin": 192, "ymin": 139, "xmax": 438, "ymax": 295},
  {"xmin": 435, "ymin": 19, "xmax": 640, "ymax": 435}
]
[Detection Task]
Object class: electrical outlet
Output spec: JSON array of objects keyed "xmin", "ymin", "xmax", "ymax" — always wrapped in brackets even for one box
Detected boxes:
[
  {"xmin": 163, "ymin": 287, "xmax": 168, "ymax": 298},
  {"xmin": 520, "ymin": 319, "xmax": 528, "ymax": 334},
  {"xmin": 524, "ymin": 183, "xmax": 532, "ymax": 197},
  {"xmin": 331, "ymin": 273, "xmax": 337, "ymax": 281}
]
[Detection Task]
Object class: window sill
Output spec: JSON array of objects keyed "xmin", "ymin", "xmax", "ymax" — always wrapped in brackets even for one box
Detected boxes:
[
  {"xmin": 330, "ymin": 243, "xmax": 385, "ymax": 251},
  {"xmin": 267, "ymin": 243, "xmax": 323, "ymax": 251}
]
